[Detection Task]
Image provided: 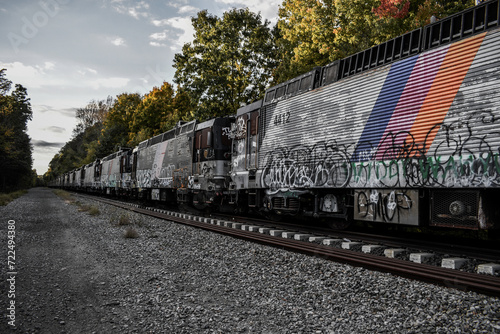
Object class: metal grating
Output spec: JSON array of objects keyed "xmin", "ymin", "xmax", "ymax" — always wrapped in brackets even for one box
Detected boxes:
[
  {"xmin": 430, "ymin": 190, "xmax": 479, "ymax": 229},
  {"xmin": 272, "ymin": 197, "xmax": 284, "ymax": 209}
]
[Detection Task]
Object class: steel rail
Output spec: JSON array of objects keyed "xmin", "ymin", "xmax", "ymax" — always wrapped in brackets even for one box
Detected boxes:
[{"xmin": 80, "ymin": 195, "xmax": 500, "ymax": 297}]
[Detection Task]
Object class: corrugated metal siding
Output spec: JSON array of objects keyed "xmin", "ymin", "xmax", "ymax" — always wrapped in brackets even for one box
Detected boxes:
[
  {"xmin": 136, "ymin": 133, "xmax": 193, "ymax": 189},
  {"xmin": 258, "ymin": 27, "xmax": 500, "ymax": 190}
]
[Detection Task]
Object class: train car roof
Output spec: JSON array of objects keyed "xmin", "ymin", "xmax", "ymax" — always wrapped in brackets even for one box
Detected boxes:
[{"xmin": 236, "ymin": 99, "xmax": 263, "ymax": 116}]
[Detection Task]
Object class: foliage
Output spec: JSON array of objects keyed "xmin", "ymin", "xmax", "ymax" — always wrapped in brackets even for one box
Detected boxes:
[
  {"xmin": 98, "ymin": 93, "xmax": 141, "ymax": 155},
  {"xmin": 129, "ymin": 82, "xmax": 193, "ymax": 146},
  {"xmin": 275, "ymin": 0, "xmax": 475, "ymax": 83},
  {"xmin": 73, "ymin": 96, "xmax": 113, "ymax": 137},
  {"xmin": 277, "ymin": 0, "xmax": 338, "ymax": 79},
  {"xmin": 173, "ymin": 8, "xmax": 277, "ymax": 120},
  {"xmin": 46, "ymin": 83, "xmax": 193, "ymax": 179},
  {"xmin": 0, "ymin": 69, "xmax": 34, "ymax": 192},
  {"xmin": 47, "ymin": 97, "xmax": 112, "ymax": 177}
]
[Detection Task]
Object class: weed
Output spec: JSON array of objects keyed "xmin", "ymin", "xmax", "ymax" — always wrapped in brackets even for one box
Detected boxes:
[
  {"xmin": 123, "ymin": 227, "xmax": 139, "ymax": 239},
  {"xmin": 88, "ymin": 206, "xmax": 100, "ymax": 216},
  {"xmin": 77, "ymin": 203, "xmax": 90, "ymax": 212},
  {"xmin": 110, "ymin": 213, "xmax": 131, "ymax": 226},
  {"xmin": 0, "ymin": 190, "xmax": 27, "ymax": 206},
  {"xmin": 118, "ymin": 214, "xmax": 131, "ymax": 226},
  {"xmin": 53, "ymin": 189, "xmax": 74, "ymax": 203}
]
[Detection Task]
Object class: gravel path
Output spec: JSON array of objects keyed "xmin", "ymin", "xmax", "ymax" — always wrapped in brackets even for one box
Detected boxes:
[{"xmin": 0, "ymin": 188, "xmax": 499, "ymax": 333}]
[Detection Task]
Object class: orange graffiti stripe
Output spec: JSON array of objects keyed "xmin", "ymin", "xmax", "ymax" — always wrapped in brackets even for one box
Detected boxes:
[{"xmin": 406, "ymin": 32, "xmax": 487, "ymax": 156}]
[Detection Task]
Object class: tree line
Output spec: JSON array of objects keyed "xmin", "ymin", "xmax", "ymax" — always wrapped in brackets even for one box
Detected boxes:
[
  {"xmin": 44, "ymin": 0, "xmax": 474, "ymax": 181},
  {"xmin": 0, "ymin": 69, "xmax": 36, "ymax": 192}
]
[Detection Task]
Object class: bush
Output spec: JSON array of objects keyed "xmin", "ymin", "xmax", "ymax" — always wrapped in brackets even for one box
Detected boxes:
[{"xmin": 123, "ymin": 227, "xmax": 139, "ymax": 239}]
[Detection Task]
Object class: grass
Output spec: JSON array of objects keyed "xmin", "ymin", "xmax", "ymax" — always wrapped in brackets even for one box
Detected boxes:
[
  {"xmin": 110, "ymin": 213, "xmax": 131, "ymax": 226},
  {"xmin": 53, "ymin": 189, "xmax": 74, "ymax": 202},
  {"xmin": 123, "ymin": 227, "xmax": 139, "ymax": 239},
  {"xmin": 0, "ymin": 190, "xmax": 28, "ymax": 206},
  {"xmin": 109, "ymin": 212, "xmax": 141, "ymax": 239},
  {"xmin": 53, "ymin": 189, "xmax": 100, "ymax": 216},
  {"xmin": 78, "ymin": 203, "xmax": 100, "ymax": 216}
]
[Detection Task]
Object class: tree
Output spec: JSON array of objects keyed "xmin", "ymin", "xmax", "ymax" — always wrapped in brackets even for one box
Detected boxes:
[
  {"xmin": 173, "ymin": 8, "xmax": 277, "ymax": 120},
  {"xmin": 0, "ymin": 69, "xmax": 33, "ymax": 192},
  {"xmin": 129, "ymin": 82, "xmax": 194, "ymax": 145},
  {"xmin": 73, "ymin": 96, "xmax": 113, "ymax": 136},
  {"xmin": 277, "ymin": 0, "xmax": 338, "ymax": 79},
  {"xmin": 98, "ymin": 93, "xmax": 142, "ymax": 155},
  {"xmin": 275, "ymin": 0, "xmax": 475, "ymax": 83}
]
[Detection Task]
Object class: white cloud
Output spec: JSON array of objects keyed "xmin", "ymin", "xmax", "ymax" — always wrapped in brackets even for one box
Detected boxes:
[
  {"xmin": 151, "ymin": 18, "xmax": 169, "ymax": 27},
  {"xmin": 77, "ymin": 67, "xmax": 98, "ymax": 76},
  {"xmin": 149, "ymin": 41, "xmax": 166, "ymax": 47},
  {"xmin": 111, "ymin": 0, "xmax": 150, "ymax": 19},
  {"xmin": 178, "ymin": 6, "xmax": 197, "ymax": 14},
  {"xmin": 111, "ymin": 37, "xmax": 127, "ymax": 46},
  {"xmin": 150, "ymin": 31, "xmax": 168, "ymax": 41},
  {"xmin": 149, "ymin": 31, "xmax": 169, "ymax": 47},
  {"xmin": 89, "ymin": 77, "xmax": 130, "ymax": 89},
  {"xmin": 0, "ymin": 61, "xmax": 61, "ymax": 89},
  {"xmin": 38, "ymin": 61, "xmax": 55, "ymax": 71},
  {"xmin": 150, "ymin": 16, "xmax": 194, "ymax": 51},
  {"xmin": 213, "ymin": 0, "xmax": 280, "ymax": 23}
]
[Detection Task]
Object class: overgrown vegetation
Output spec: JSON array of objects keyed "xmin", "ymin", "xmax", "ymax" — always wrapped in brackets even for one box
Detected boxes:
[
  {"xmin": 109, "ymin": 211, "xmax": 143, "ymax": 238},
  {"xmin": 52, "ymin": 190, "xmax": 100, "ymax": 216},
  {"xmin": 110, "ymin": 213, "xmax": 132, "ymax": 226},
  {"xmin": 0, "ymin": 190, "xmax": 27, "ymax": 206},
  {"xmin": 53, "ymin": 189, "xmax": 74, "ymax": 202},
  {"xmin": 77, "ymin": 204, "xmax": 100, "ymax": 216},
  {"xmin": 123, "ymin": 227, "xmax": 139, "ymax": 239}
]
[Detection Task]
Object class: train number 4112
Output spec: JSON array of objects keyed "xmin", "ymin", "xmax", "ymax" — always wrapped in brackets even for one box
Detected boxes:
[{"xmin": 274, "ymin": 111, "xmax": 291, "ymax": 126}]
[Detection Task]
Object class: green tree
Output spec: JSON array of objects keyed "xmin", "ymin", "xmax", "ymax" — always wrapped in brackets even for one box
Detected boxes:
[
  {"xmin": 0, "ymin": 69, "xmax": 33, "ymax": 192},
  {"xmin": 98, "ymin": 93, "xmax": 142, "ymax": 155},
  {"xmin": 173, "ymin": 8, "xmax": 276, "ymax": 120},
  {"xmin": 277, "ymin": 0, "xmax": 338, "ymax": 79},
  {"xmin": 275, "ymin": 0, "xmax": 475, "ymax": 83},
  {"xmin": 129, "ymin": 82, "xmax": 194, "ymax": 145}
]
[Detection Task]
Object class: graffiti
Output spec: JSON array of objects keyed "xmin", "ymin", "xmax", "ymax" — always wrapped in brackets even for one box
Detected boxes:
[
  {"xmin": 137, "ymin": 164, "xmax": 178, "ymax": 188},
  {"xmin": 356, "ymin": 189, "xmax": 414, "ymax": 223},
  {"xmin": 231, "ymin": 116, "xmax": 247, "ymax": 139},
  {"xmin": 222, "ymin": 127, "xmax": 231, "ymax": 137},
  {"xmin": 261, "ymin": 111, "xmax": 500, "ymax": 191},
  {"xmin": 200, "ymin": 162, "xmax": 213, "ymax": 177},
  {"xmin": 261, "ymin": 140, "xmax": 352, "ymax": 193}
]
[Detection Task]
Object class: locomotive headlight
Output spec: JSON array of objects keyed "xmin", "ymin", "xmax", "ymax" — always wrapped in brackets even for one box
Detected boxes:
[{"xmin": 449, "ymin": 200, "xmax": 465, "ymax": 216}]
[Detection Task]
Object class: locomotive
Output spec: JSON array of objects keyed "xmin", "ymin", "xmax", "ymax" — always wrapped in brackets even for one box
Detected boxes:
[{"xmin": 52, "ymin": 0, "xmax": 500, "ymax": 231}]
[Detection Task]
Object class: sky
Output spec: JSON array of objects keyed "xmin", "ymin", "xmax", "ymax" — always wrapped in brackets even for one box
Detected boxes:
[{"xmin": 0, "ymin": 0, "xmax": 280, "ymax": 175}]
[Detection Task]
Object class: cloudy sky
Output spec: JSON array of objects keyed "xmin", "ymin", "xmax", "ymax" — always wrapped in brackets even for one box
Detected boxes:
[{"xmin": 0, "ymin": 0, "xmax": 280, "ymax": 174}]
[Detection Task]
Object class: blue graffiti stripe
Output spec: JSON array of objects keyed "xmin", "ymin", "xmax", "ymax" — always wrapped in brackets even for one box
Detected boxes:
[{"xmin": 352, "ymin": 55, "xmax": 420, "ymax": 162}]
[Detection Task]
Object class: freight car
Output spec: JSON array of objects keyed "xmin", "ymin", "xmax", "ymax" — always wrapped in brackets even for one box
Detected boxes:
[{"xmin": 50, "ymin": 0, "xmax": 500, "ymax": 231}]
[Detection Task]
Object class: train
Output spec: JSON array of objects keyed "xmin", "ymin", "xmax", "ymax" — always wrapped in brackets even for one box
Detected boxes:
[{"xmin": 51, "ymin": 0, "xmax": 500, "ymax": 231}]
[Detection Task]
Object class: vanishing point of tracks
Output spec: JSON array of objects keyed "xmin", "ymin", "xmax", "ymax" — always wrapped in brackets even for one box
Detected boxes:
[{"xmin": 78, "ymin": 194, "xmax": 500, "ymax": 297}]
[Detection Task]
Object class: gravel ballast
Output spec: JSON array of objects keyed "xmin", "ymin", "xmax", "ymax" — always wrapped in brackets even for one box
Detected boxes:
[{"xmin": 1, "ymin": 188, "xmax": 499, "ymax": 333}]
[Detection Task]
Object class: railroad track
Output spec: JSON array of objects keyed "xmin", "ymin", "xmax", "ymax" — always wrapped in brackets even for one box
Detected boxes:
[{"xmin": 75, "ymin": 193, "xmax": 500, "ymax": 297}]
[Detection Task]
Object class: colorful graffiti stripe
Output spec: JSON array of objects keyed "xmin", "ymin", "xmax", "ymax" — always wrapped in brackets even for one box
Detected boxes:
[
  {"xmin": 407, "ymin": 33, "xmax": 486, "ymax": 155},
  {"xmin": 352, "ymin": 32, "xmax": 487, "ymax": 162},
  {"xmin": 375, "ymin": 47, "xmax": 449, "ymax": 160}
]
